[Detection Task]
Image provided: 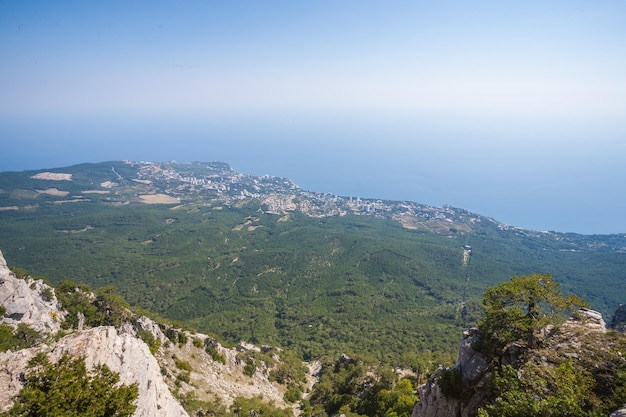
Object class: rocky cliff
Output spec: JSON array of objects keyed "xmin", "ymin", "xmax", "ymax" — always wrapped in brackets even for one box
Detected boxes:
[
  {"xmin": 0, "ymin": 250, "xmax": 306, "ymax": 416},
  {"xmin": 0, "ymin": 249, "xmax": 189, "ymax": 416},
  {"xmin": 0, "ymin": 251, "xmax": 65, "ymax": 334},
  {"xmin": 0, "ymin": 326, "xmax": 189, "ymax": 416},
  {"xmin": 609, "ymin": 303, "xmax": 626, "ymax": 332},
  {"xmin": 412, "ymin": 308, "xmax": 626, "ymax": 417},
  {"xmin": 411, "ymin": 328, "xmax": 489, "ymax": 417}
]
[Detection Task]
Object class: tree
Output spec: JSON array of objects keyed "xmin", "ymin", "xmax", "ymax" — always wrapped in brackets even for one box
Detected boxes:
[
  {"xmin": 2, "ymin": 353, "xmax": 138, "ymax": 417},
  {"xmin": 474, "ymin": 274, "xmax": 626, "ymax": 416},
  {"xmin": 372, "ymin": 378, "xmax": 418, "ymax": 417},
  {"xmin": 0, "ymin": 324, "xmax": 42, "ymax": 352},
  {"xmin": 477, "ymin": 273, "xmax": 587, "ymax": 354}
]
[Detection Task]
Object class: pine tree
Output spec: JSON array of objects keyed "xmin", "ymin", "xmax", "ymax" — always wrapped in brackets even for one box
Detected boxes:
[{"xmin": 477, "ymin": 273, "xmax": 587, "ymax": 354}]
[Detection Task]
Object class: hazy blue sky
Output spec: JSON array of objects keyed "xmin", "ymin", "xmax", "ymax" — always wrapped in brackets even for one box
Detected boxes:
[{"xmin": 1, "ymin": 1, "xmax": 625, "ymax": 234}]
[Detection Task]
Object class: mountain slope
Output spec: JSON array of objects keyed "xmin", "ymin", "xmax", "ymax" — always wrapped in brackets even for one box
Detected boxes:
[
  {"xmin": 0, "ymin": 250, "xmax": 306, "ymax": 416},
  {"xmin": 1, "ymin": 160, "xmax": 625, "ymax": 365}
]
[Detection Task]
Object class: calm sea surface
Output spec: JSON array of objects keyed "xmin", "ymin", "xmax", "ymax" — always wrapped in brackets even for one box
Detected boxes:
[{"xmin": 1, "ymin": 114, "xmax": 624, "ymax": 235}]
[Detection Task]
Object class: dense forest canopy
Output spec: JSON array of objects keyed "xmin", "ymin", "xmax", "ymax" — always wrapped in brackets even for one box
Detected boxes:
[{"xmin": 1, "ymin": 161, "xmax": 625, "ymax": 366}]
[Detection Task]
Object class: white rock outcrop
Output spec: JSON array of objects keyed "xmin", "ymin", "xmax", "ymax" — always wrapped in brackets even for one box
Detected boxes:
[
  {"xmin": 0, "ymin": 250, "xmax": 189, "ymax": 416},
  {"xmin": 51, "ymin": 326, "xmax": 189, "ymax": 417},
  {"xmin": 412, "ymin": 308, "xmax": 617, "ymax": 417},
  {"xmin": 0, "ymin": 250, "xmax": 64, "ymax": 333},
  {"xmin": 0, "ymin": 327, "xmax": 189, "ymax": 416}
]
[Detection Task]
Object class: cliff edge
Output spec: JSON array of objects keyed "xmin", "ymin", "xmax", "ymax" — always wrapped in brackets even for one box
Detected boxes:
[
  {"xmin": 412, "ymin": 308, "xmax": 626, "ymax": 417},
  {"xmin": 0, "ymin": 250, "xmax": 304, "ymax": 416},
  {"xmin": 0, "ymin": 249, "xmax": 189, "ymax": 416}
]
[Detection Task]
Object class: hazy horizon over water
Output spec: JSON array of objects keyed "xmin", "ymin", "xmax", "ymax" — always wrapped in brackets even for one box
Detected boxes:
[
  {"xmin": 2, "ymin": 2, "xmax": 626, "ymax": 235},
  {"xmin": 1, "ymin": 112, "xmax": 625, "ymax": 236}
]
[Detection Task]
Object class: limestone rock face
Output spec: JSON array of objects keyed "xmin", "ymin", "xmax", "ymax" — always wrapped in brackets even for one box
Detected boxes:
[
  {"xmin": 0, "ymin": 250, "xmax": 189, "ymax": 416},
  {"xmin": 412, "ymin": 309, "xmax": 613, "ymax": 417},
  {"xmin": 51, "ymin": 326, "xmax": 189, "ymax": 417},
  {"xmin": 569, "ymin": 307, "xmax": 606, "ymax": 330},
  {"xmin": 0, "ymin": 250, "xmax": 65, "ymax": 333},
  {"xmin": 612, "ymin": 407, "xmax": 626, "ymax": 417},
  {"xmin": 609, "ymin": 305, "xmax": 626, "ymax": 416},
  {"xmin": 0, "ymin": 348, "xmax": 35, "ymax": 409},
  {"xmin": 0, "ymin": 248, "xmax": 298, "ymax": 416},
  {"xmin": 412, "ymin": 374, "xmax": 461, "ymax": 417},
  {"xmin": 609, "ymin": 303, "xmax": 626, "ymax": 332},
  {"xmin": 412, "ymin": 328, "xmax": 489, "ymax": 417},
  {"xmin": 0, "ymin": 326, "xmax": 189, "ymax": 417}
]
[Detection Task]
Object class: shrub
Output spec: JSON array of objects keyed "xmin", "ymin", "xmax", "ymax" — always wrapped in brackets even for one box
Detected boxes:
[
  {"xmin": 284, "ymin": 386, "xmax": 303, "ymax": 403},
  {"xmin": 244, "ymin": 357, "xmax": 256, "ymax": 377},
  {"xmin": 436, "ymin": 367, "xmax": 464, "ymax": 400},
  {"xmin": 40, "ymin": 287, "xmax": 54, "ymax": 302},
  {"xmin": 229, "ymin": 395, "xmax": 293, "ymax": 417},
  {"xmin": 206, "ymin": 345, "xmax": 227, "ymax": 364},
  {"xmin": 137, "ymin": 328, "xmax": 161, "ymax": 354},
  {"xmin": 176, "ymin": 371, "xmax": 191, "ymax": 385},
  {"xmin": 3, "ymin": 353, "xmax": 138, "ymax": 416},
  {"xmin": 175, "ymin": 358, "xmax": 192, "ymax": 372}
]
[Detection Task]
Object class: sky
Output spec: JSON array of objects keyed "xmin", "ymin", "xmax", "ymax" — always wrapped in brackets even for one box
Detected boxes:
[{"xmin": 1, "ymin": 1, "xmax": 626, "ymax": 234}]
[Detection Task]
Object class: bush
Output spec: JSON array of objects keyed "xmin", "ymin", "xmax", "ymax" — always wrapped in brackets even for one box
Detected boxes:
[
  {"xmin": 284, "ymin": 386, "xmax": 303, "ymax": 403},
  {"xmin": 206, "ymin": 345, "xmax": 227, "ymax": 364},
  {"xmin": 3, "ymin": 353, "xmax": 138, "ymax": 416},
  {"xmin": 436, "ymin": 367, "xmax": 464, "ymax": 400},
  {"xmin": 0, "ymin": 323, "xmax": 42, "ymax": 352},
  {"xmin": 244, "ymin": 358, "xmax": 256, "ymax": 377},
  {"xmin": 55, "ymin": 281, "xmax": 131, "ymax": 329},
  {"xmin": 176, "ymin": 371, "xmax": 191, "ymax": 385},
  {"xmin": 174, "ymin": 357, "xmax": 192, "ymax": 372},
  {"xmin": 40, "ymin": 287, "xmax": 54, "ymax": 302},
  {"xmin": 178, "ymin": 331, "xmax": 188, "ymax": 346},
  {"xmin": 229, "ymin": 395, "xmax": 293, "ymax": 417},
  {"xmin": 270, "ymin": 348, "xmax": 309, "ymax": 386},
  {"xmin": 137, "ymin": 328, "xmax": 161, "ymax": 354}
]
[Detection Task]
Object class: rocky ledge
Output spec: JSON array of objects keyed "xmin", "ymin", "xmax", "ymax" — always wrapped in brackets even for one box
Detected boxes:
[
  {"xmin": 0, "ymin": 251, "xmax": 65, "ymax": 334},
  {"xmin": 0, "ymin": 326, "xmax": 188, "ymax": 416},
  {"xmin": 0, "ymin": 249, "xmax": 188, "ymax": 416},
  {"xmin": 412, "ymin": 308, "xmax": 626, "ymax": 417},
  {"xmin": 0, "ymin": 249, "xmax": 306, "ymax": 416}
]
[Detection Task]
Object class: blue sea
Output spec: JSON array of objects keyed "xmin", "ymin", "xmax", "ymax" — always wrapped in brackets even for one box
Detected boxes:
[{"xmin": 1, "ymin": 111, "xmax": 624, "ymax": 235}]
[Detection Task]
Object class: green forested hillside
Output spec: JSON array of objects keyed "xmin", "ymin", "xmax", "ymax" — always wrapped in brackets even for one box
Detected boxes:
[{"xmin": 0, "ymin": 161, "xmax": 624, "ymax": 366}]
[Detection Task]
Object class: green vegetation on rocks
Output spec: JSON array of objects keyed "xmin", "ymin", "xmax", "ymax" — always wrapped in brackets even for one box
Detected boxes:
[
  {"xmin": 0, "ymin": 323, "xmax": 42, "ymax": 352},
  {"xmin": 470, "ymin": 275, "xmax": 626, "ymax": 416},
  {"xmin": 308, "ymin": 354, "xmax": 419, "ymax": 417},
  {"xmin": 1, "ymin": 353, "xmax": 138, "ymax": 417},
  {"xmin": 477, "ymin": 273, "xmax": 588, "ymax": 355}
]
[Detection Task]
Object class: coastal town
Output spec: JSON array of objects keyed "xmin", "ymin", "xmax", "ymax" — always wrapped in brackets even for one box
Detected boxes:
[
  {"xmin": 9, "ymin": 160, "xmax": 625, "ymax": 252},
  {"xmin": 128, "ymin": 161, "xmax": 626, "ymax": 252},
  {"xmin": 132, "ymin": 160, "xmax": 484, "ymax": 233}
]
